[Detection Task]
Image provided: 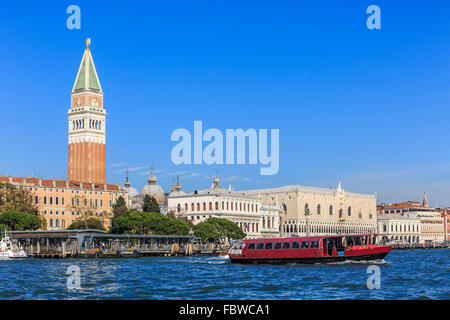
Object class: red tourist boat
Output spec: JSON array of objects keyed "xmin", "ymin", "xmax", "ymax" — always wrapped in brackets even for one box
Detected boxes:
[{"xmin": 228, "ymin": 234, "xmax": 391, "ymax": 264}]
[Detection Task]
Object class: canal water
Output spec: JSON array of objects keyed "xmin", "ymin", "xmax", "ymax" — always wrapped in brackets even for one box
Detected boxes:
[{"xmin": 0, "ymin": 249, "xmax": 448, "ymax": 299}]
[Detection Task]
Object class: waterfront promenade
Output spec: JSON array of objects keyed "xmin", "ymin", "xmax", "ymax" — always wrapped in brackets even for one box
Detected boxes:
[{"xmin": 9, "ymin": 230, "xmax": 226, "ymax": 258}]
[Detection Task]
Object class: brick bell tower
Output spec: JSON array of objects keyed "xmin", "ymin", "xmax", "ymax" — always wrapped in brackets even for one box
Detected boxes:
[{"xmin": 68, "ymin": 38, "xmax": 106, "ymax": 184}]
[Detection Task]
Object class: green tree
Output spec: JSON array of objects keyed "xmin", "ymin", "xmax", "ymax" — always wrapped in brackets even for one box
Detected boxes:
[
  {"xmin": 142, "ymin": 195, "xmax": 160, "ymax": 213},
  {"xmin": 204, "ymin": 217, "xmax": 246, "ymax": 242},
  {"xmin": 194, "ymin": 222, "xmax": 219, "ymax": 242},
  {"xmin": 67, "ymin": 217, "xmax": 106, "ymax": 231},
  {"xmin": 0, "ymin": 211, "xmax": 43, "ymax": 231},
  {"xmin": 112, "ymin": 196, "xmax": 127, "ymax": 217},
  {"xmin": 110, "ymin": 210, "xmax": 190, "ymax": 235},
  {"xmin": 0, "ymin": 182, "xmax": 39, "ymax": 215}
]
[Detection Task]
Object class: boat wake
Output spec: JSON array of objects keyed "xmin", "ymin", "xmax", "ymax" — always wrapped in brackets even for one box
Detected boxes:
[{"xmin": 324, "ymin": 259, "xmax": 387, "ymax": 265}]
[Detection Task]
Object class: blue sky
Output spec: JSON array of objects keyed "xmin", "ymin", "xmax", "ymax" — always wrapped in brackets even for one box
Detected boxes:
[{"xmin": 0, "ymin": 1, "xmax": 449, "ymax": 206}]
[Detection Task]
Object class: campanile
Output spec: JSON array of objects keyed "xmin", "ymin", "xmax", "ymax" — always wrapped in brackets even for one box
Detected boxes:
[{"xmin": 68, "ymin": 38, "xmax": 106, "ymax": 184}]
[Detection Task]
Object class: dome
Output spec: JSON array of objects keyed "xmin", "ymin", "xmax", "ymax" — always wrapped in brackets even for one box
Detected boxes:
[
  {"xmin": 123, "ymin": 170, "xmax": 139, "ymax": 197},
  {"xmin": 124, "ymin": 185, "xmax": 139, "ymax": 198},
  {"xmin": 141, "ymin": 165, "xmax": 165, "ymax": 204},
  {"xmin": 142, "ymin": 184, "xmax": 165, "ymax": 204},
  {"xmin": 168, "ymin": 176, "xmax": 185, "ymax": 197},
  {"xmin": 169, "ymin": 189, "xmax": 186, "ymax": 197}
]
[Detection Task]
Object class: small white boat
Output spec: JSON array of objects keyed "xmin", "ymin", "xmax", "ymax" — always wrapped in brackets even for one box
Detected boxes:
[{"xmin": 0, "ymin": 232, "xmax": 27, "ymax": 259}]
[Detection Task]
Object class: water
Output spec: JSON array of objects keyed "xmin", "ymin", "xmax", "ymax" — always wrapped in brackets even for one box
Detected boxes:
[{"xmin": 0, "ymin": 249, "xmax": 448, "ymax": 299}]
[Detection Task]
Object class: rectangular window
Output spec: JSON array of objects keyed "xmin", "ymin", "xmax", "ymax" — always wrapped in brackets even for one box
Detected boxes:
[
  {"xmin": 282, "ymin": 242, "xmax": 290, "ymax": 249},
  {"xmin": 247, "ymin": 243, "xmax": 255, "ymax": 250},
  {"xmin": 256, "ymin": 243, "xmax": 264, "ymax": 250},
  {"xmin": 311, "ymin": 241, "xmax": 319, "ymax": 248},
  {"xmin": 62, "ymin": 198, "xmax": 65, "ymax": 205},
  {"xmin": 301, "ymin": 241, "xmax": 309, "ymax": 249},
  {"xmin": 55, "ymin": 197, "xmax": 59, "ymax": 205},
  {"xmin": 100, "ymin": 200, "xmax": 103, "ymax": 207},
  {"xmin": 35, "ymin": 196, "xmax": 39, "ymax": 204},
  {"xmin": 44, "ymin": 197, "xmax": 47, "ymax": 205},
  {"xmin": 264, "ymin": 243, "xmax": 273, "ymax": 250},
  {"xmin": 49, "ymin": 197, "xmax": 53, "ymax": 205},
  {"xmin": 274, "ymin": 242, "xmax": 282, "ymax": 250},
  {"xmin": 292, "ymin": 241, "xmax": 300, "ymax": 249}
]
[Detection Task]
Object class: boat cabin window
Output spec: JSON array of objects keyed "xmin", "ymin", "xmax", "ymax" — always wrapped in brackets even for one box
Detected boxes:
[
  {"xmin": 301, "ymin": 241, "xmax": 309, "ymax": 248},
  {"xmin": 265, "ymin": 243, "xmax": 273, "ymax": 250},
  {"xmin": 282, "ymin": 242, "xmax": 290, "ymax": 249},
  {"xmin": 292, "ymin": 241, "xmax": 300, "ymax": 249},
  {"xmin": 311, "ymin": 241, "xmax": 319, "ymax": 248},
  {"xmin": 247, "ymin": 243, "xmax": 255, "ymax": 250},
  {"xmin": 256, "ymin": 243, "xmax": 264, "ymax": 250},
  {"xmin": 274, "ymin": 242, "xmax": 282, "ymax": 249}
]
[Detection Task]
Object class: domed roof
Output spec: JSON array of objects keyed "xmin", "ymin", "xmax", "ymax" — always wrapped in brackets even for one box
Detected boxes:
[
  {"xmin": 124, "ymin": 185, "xmax": 139, "ymax": 198},
  {"xmin": 168, "ymin": 176, "xmax": 185, "ymax": 197},
  {"xmin": 142, "ymin": 184, "xmax": 165, "ymax": 204},
  {"xmin": 123, "ymin": 170, "xmax": 139, "ymax": 197},
  {"xmin": 141, "ymin": 165, "xmax": 165, "ymax": 204}
]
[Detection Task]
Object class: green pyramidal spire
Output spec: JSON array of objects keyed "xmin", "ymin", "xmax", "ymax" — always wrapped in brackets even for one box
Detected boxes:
[{"xmin": 72, "ymin": 38, "xmax": 102, "ymax": 93}]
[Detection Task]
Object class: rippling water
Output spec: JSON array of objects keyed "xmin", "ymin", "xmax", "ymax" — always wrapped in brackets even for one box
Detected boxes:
[{"xmin": 0, "ymin": 249, "xmax": 448, "ymax": 299}]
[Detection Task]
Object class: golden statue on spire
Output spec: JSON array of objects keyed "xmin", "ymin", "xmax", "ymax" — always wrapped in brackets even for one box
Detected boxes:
[{"xmin": 86, "ymin": 38, "xmax": 91, "ymax": 47}]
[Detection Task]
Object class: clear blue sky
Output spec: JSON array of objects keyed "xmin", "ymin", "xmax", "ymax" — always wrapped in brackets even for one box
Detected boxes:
[{"xmin": 1, "ymin": 1, "xmax": 449, "ymax": 206}]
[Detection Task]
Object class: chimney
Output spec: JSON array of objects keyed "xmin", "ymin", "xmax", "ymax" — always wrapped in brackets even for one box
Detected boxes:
[
  {"xmin": 80, "ymin": 182, "xmax": 83, "ymax": 189},
  {"xmin": 38, "ymin": 178, "xmax": 42, "ymax": 187}
]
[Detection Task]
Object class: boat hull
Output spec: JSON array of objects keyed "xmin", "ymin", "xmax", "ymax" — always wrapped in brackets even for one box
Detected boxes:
[{"xmin": 229, "ymin": 251, "xmax": 389, "ymax": 265}]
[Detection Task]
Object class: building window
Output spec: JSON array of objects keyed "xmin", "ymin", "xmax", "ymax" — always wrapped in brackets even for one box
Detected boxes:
[
  {"xmin": 305, "ymin": 203, "xmax": 309, "ymax": 215},
  {"xmin": 348, "ymin": 207, "xmax": 352, "ymax": 216},
  {"xmin": 317, "ymin": 204, "xmax": 321, "ymax": 215},
  {"xmin": 329, "ymin": 205, "xmax": 333, "ymax": 215},
  {"xmin": 215, "ymin": 202, "xmax": 218, "ymax": 210}
]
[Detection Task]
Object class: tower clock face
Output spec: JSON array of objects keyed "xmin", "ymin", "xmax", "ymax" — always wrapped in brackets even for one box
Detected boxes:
[
  {"xmin": 91, "ymin": 98, "xmax": 98, "ymax": 107},
  {"xmin": 76, "ymin": 98, "xmax": 81, "ymax": 106}
]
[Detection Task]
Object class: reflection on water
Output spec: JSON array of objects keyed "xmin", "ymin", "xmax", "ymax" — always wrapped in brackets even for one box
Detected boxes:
[{"xmin": 0, "ymin": 249, "xmax": 448, "ymax": 299}]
